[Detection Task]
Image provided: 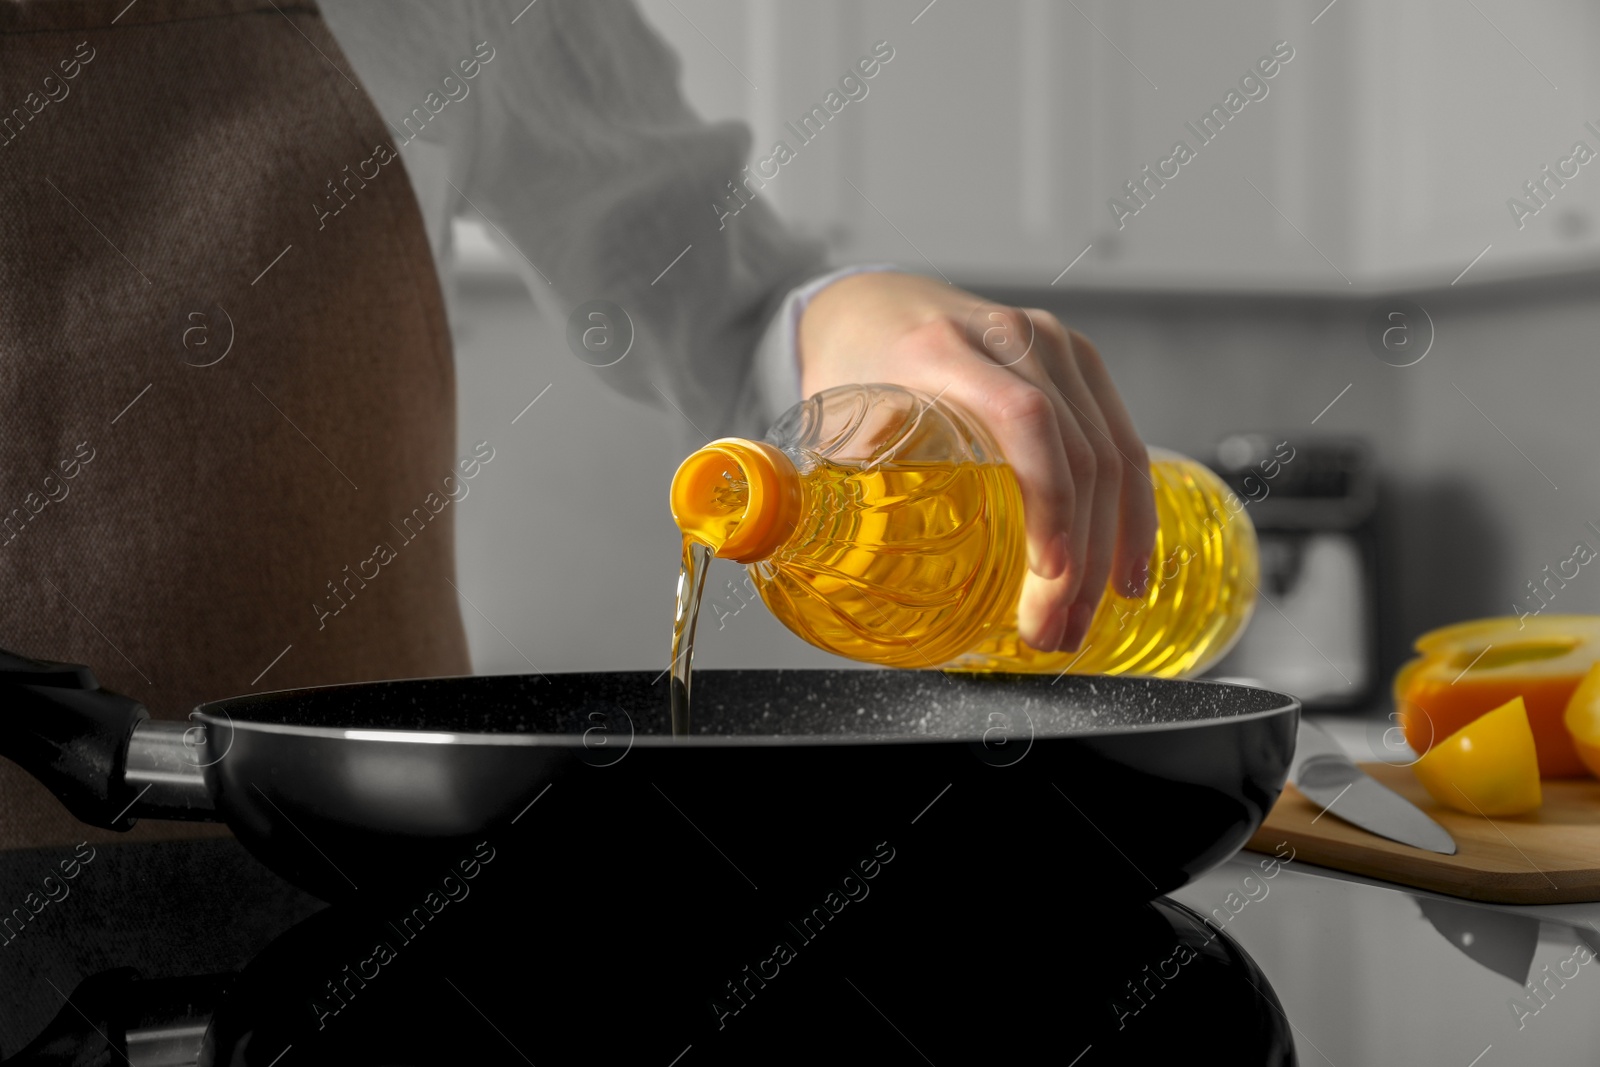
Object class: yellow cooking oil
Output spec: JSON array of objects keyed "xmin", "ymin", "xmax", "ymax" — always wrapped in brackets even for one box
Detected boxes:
[
  {"xmin": 951, "ymin": 455, "xmax": 1259, "ymax": 676},
  {"xmin": 730, "ymin": 456, "xmax": 1025, "ymax": 669},
  {"xmin": 668, "ymin": 384, "xmax": 1258, "ymax": 697}
]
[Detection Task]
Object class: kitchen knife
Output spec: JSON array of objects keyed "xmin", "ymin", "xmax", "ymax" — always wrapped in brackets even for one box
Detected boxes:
[{"xmin": 1293, "ymin": 719, "xmax": 1458, "ymax": 855}]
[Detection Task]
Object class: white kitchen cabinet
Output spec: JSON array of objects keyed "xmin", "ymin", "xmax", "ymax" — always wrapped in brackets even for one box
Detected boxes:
[
  {"xmin": 1351, "ymin": 0, "xmax": 1600, "ymax": 288},
  {"xmin": 641, "ymin": 0, "xmax": 1600, "ymax": 292}
]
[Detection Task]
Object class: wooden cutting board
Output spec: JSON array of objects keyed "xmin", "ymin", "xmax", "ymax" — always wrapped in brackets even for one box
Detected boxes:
[{"xmin": 1246, "ymin": 762, "xmax": 1600, "ymax": 904}]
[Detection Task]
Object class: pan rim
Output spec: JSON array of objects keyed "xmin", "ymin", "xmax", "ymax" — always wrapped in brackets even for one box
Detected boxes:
[{"xmin": 192, "ymin": 669, "xmax": 1300, "ymax": 747}]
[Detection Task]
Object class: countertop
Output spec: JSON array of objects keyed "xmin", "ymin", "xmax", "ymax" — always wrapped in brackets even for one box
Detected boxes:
[{"xmin": 1169, "ymin": 712, "xmax": 1600, "ymax": 1065}]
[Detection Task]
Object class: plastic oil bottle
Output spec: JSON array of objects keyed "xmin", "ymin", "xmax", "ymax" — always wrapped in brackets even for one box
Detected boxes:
[{"xmin": 669, "ymin": 383, "xmax": 1258, "ymax": 683}]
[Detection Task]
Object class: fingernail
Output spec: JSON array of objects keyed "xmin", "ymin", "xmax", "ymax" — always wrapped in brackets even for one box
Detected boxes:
[
  {"xmin": 1061, "ymin": 602, "xmax": 1095, "ymax": 652},
  {"xmin": 1032, "ymin": 532, "xmax": 1070, "ymax": 579},
  {"xmin": 1026, "ymin": 604, "xmax": 1069, "ymax": 653},
  {"xmin": 1050, "ymin": 532, "xmax": 1071, "ymax": 578}
]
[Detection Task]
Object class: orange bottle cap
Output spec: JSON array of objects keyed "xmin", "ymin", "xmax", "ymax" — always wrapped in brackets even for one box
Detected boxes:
[{"xmin": 670, "ymin": 439, "xmax": 800, "ymax": 563}]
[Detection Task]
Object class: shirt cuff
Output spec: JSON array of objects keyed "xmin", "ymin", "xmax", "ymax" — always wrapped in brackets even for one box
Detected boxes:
[{"xmin": 746, "ymin": 263, "xmax": 900, "ymax": 436}]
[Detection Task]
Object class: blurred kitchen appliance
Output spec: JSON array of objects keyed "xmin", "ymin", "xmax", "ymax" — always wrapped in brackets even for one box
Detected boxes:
[{"xmin": 1207, "ymin": 434, "xmax": 1378, "ymax": 709}]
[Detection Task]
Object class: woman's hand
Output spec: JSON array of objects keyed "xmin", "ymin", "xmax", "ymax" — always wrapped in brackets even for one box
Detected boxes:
[{"xmin": 797, "ymin": 271, "xmax": 1157, "ymax": 654}]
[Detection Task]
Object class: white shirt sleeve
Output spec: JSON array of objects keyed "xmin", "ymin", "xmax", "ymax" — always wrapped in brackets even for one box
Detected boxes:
[{"xmin": 317, "ymin": 0, "xmax": 836, "ymax": 439}]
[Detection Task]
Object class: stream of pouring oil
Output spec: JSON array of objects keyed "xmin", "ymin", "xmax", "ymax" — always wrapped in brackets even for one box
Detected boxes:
[{"xmin": 668, "ymin": 539, "xmax": 714, "ymax": 737}]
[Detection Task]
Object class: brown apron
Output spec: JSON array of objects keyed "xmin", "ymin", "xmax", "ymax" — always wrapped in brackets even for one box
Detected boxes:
[{"xmin": 0, "ymin": 0, "xmax": 470, "ymax": 849}]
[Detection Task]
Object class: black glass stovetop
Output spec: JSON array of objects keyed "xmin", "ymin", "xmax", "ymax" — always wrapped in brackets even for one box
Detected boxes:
[{"xmin": 0, "ymin": 834, "xmax": 1296, "ymax": 1065}]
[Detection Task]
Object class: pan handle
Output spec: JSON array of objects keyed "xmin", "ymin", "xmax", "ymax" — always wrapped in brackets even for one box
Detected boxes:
[{"xmin": 0, "ymin": 645, "xmax": 149, "ymax": 830}]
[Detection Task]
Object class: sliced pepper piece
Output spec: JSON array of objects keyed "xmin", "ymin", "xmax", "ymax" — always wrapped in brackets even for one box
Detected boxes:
[
  {"xmin": 1562, "ymin": 661, "xmax": 1600, "ymax": 777},
  {"xmin": 1412, "ymin": 696, "xmax": 1542, "ymax": 816},
  {"xmin": 1396, "ymin": 615, "xmax": 1600, "ymax": 778}
]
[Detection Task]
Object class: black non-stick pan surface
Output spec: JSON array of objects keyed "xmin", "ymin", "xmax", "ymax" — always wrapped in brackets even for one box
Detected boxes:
[{"xmin": 1, "ymin": 650, "xmax": 1297, "ymax": 909}]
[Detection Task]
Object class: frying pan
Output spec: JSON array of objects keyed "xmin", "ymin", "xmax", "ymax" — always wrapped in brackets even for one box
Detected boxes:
[{"xmin": 0, "ymin": 644, "xmax": 1298, "ymax": 904}]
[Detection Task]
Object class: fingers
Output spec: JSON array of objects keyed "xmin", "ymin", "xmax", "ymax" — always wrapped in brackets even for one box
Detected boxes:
[
  {"xmin": 1067, "ymin": 329, "xmax": 1158, "ymax": 599},
  {"xmin": 1006, "ymin": 348, "xmax": 1095, "ymax": 607},
  {"xmin": 874, "ymin": 307, "xmax": 1153, "ymax": 658},
  {"xmin": 1016, "ymin": 312, "xmax": 1121, "ymax": 652},
  {"xmin": 914, "ymin": 317, "xmax": 1076, "ymax": 596}
]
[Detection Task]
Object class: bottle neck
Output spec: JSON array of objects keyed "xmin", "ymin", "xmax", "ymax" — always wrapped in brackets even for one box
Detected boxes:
[{"xmin": 670, "ymin": 438, "xmax": 801, "ymax": 563}]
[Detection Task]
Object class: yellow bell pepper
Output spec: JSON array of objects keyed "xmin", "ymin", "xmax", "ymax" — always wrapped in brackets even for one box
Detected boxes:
[
  {"xmin": 1413, "ymin": 696, "xmax": 1542, "ymax": 816},
  {"xmin": 1562, "ymin": 662, "xmax": 1600, "ymax": 777},
  {"xmin": 1396, "ymin": 615, "xmax": 1600, "ymax": 778}
]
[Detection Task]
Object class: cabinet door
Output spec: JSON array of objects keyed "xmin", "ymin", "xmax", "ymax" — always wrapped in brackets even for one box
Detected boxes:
[
  {"xmin": 829, "ymin": 0, "xmax": 1090, "ymax": 285},
  {"xmin": 1352, "ymin": 0, "xmax": 1600, "ymax": 286},
  {"xmin": 640, "ymin": 0, "xmax": 1094, "ymax": 284},
  {"xmin": 647, "ymin": 0, "xmax": 1358, "ymax": 290},
  {"xmin": 641, "ymin": 0, "xmax": 1600, "ymax": 291},
  {"xmin": 1063, "ymin": 0, "xmax": 1346, "ymax": 291}
]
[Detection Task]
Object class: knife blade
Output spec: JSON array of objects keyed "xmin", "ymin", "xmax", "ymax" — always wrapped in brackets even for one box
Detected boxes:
[{"xmin": 1292, "ymin": 719, "xmax": 1458, "ymax": 855}]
